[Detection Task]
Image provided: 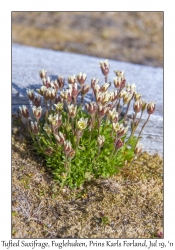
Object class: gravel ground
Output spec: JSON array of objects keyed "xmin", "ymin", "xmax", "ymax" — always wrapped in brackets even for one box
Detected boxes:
[{"xmin": 12, "ymin": 12, "xmax": 163, "ymax": 67}]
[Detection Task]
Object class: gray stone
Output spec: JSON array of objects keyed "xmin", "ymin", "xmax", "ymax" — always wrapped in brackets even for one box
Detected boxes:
[{"xmin": 12, "ymin": 43, "xmax": 163, "ymax": 157}]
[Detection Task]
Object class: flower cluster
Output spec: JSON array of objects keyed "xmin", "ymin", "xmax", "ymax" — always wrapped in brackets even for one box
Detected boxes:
[{"xmin": 19, "ymin": 60, "xmax": 155, "ymax": 189}]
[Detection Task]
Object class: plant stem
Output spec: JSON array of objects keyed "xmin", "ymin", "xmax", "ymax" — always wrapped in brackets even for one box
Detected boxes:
[
  {"xmin": 110, "ymin": 146, "xmax": 116, "ymax": 159},
  {"xmin": 98, "ymin": 117, "xmax": 102, "ymax": 135},
  {"xmin": 135, "ymin": 114, "xmax": 150, "ymax": 145},
  {"xmin": 105, "ymin": 75, "xmax": 108, "ymax": 83},
  {"xmin": 71, "ymin": 117, "xmax": 75, "ymax": 134},
  {"xmin": 126, "ymin": 112, "xmax": 140, "ymax": 144},
  {"xmin": 118, "ymin": 103, "xmax": 125, "ymax": 116},
  {"xmin": 50, "ymin": 100, "xmax": 52, "ymax": 111},
  {"xmin": 89, "ymin": 129, "xmax": 93, "ymax": 143},
  {"xmin": 45, "ymin": 101, "xmax": 48, "ymax": 119},
  {"xmin": 105, "ymin": 115, "xmax": 109, "ymax": 127},
  {"xmin": 36, "ymin": 135, "xmax": 43, "ymax": 152},
  {"xmin": 81, "ymin": 95, "xmax": 84, "ymax": 106},
  {"xmin": 26, "ymin": 119, "xmax": 35, "ymax": 142},
  {"xmin": 76, "ymin": 137, "xmax": 80, "ymax": 152},
  {"xmin": 123, "ymin": 100, "xmax": 131, "ymax": 122}
]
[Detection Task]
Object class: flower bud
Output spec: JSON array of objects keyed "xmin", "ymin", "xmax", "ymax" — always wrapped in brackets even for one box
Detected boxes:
[
  {"xmin": 26, "ymin": 89, "xmax": 35, "ymax": 101},
  {"xmin": 60, "ymin": 88, "xmax": 72, "ymax": 103},
  {"xmin": 112, "ymin": 122, "xmax": 120, "ymax": 133},
  {"xmin": 117, "ymin": 124, "xmax": 128, "ymax": 138},
  {"xmin": 54, "ymin": 131, "xmax": 65, "ymax": 145},
  {"xmin": 68, "ymin": 75, "xmax": 77, "ymax": 84},
  {"xmin": 114, "ymin": 70, "xmax": 124, "ymax": 77},
  {"xmin": 81, "ymin": 84, "xmax": 90, "ymax": 96},
  {"xmin": 93, "ymin": 83, "xmax": 100, "ymax": 95},
  {"xmin": 113, "ymin": 77, "xmax": 126, "ymax": 89},
  {"xmin": 147, "ymin": 102, "xmax": 156, "ymax": 114},
  {"xmin": 98, "ymin": 105, "xmax": 109, "ymax": 117},
  {"xmin": 85, "ymin": 102, "xmax": 97, "ymax": 115},
  {"xmin": 63, "ymin": 140, "xmax": 72, "ymax": 155},
  {"xmin": 134, "ymin": 143, "xmax": 143, "ymax": 155},
  {"xmin": 75, "ymin": 129, "xmax": 84, "ymax": 138},
  {"xmin": 118, "ymin": 89, "xmax": 126, "ymax": 99},
  {"xmin": 114, "ymin": 139, "xmax": 124, "ymax": 149},
  {"xmin": 44, "ymin": 147, "xmax": 53, "ymax": 156},
  {"xmin": 71, "ymin": 83, "xmax": 79, "ymax": 98},
  {"xmin": 100, "ymin": 91, "xmax": 112, "ymax": 105},
  {"xmin": 68, "ymin": 104, "xmax": 77, "ymax": 118},
  {"xmin": 108, "ymin": 109, "xmax": 119, "ymax": 123},
  {"xmin": 123, "ymin": 92, "xmax": 133, "ymax": 104},
  {"xmin": 43, "ymin": 88, "xmax": 50, "ymax": 101},
  {"xmin": 91, "ymin": 77, "xmax": 99, "ymax": 89},
  {"xmin": 110, "ymin": 90, "xmax": 118, "ymax": 102},
  {"xmin": 67, "ymin": 149, "xmax": 76, "ymax": 159},
  {"xmin": 42, "ymin": 77, "xmax": 51, "ymax": 88},
  {"xmin": 47, "ymin": 87, "xmax": 56, "ymax": 100},
  {"xmin": 54, "ymin": 96, "xmax": 63, "ymax": 104},
  {"xmin": 100, "ymin": 59, "xmax": 110, "ymax": 76},
  {"xmin": 30, "ymin": 121, "xmax": 40, "ymax": 134},
  {"xmin": 32, "ymin": 95, "xmax": 41, "ymax": 108},
  {"xmin": 19, "ymin": 105, "xmax": 29, "ymax": 118},
  {"xmin": 134, "ymin": 92, "xmax": 142, "ymax": 101},
  {"xmin": 126, "ymin": 83, "xmax": 136, "ymax": 94},
  {"xmin": 133, "ymin": 100, "xmax": 142, "ymax": 113},
  {"xmin": 77, "ymin": 72, "xmax": 87, "ymax": 85},
  {"xmin": 32, "ymin": 106, "xmax": 42, "ymax": 120},
  {"xmin": 39, "ymin": 69, "xmax": 47, "ymax": 79},
  {"xmin": 57, "ymin": 76, "xmax": 65, "ymax": 89},
  {"xmin": 37, "ymin": 86, "xmax": 47, "ymax": 97},
  {"xmin": 100, "ymin": 83, "xmax": 111, "ymax": 92},
  {"xmin": 52, "ymin": 80, "xmax": 59, "ymax": 92},
  {"xmin": 97, "ymin": 135, "xmax": 105, "ymax": 147},
  {"xmin": 141, "ymin": 100, "xmax": 147, "ymax": 112},
  {"xmin": 107, "ymin": 103, "xmax": 115, "ymax": 111}
]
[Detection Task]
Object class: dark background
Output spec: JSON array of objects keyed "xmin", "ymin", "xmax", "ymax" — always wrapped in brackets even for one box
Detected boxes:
[{"xmin": 12, "ymin": 12, "xmax": 163, "ymax": 67}]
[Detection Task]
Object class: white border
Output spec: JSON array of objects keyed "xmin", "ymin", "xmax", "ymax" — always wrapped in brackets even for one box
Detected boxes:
[{"xmin": 1, "ymin": 1, "xmax": 174, "ymax": 248}]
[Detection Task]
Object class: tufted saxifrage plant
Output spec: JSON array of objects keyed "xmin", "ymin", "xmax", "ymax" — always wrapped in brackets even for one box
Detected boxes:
[{"xmin": 19, "ymin": 60, "xmax": 155, "ymax": 189}]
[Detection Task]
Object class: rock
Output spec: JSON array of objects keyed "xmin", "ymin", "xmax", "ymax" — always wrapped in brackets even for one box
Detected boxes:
[{"xmin": 12, "ymin": 43, "xmax": 163, "ymax": 157}]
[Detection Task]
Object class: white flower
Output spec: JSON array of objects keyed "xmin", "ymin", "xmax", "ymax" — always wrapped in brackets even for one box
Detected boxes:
[
  {"xmin": 77, "ymin": 117, "xmax": 88, "ymax": 130},
  {"xmin": 54, "ymin": 102, "xmax": 63, "ymax": 112},
  {"xmin": 112, "ymin": 122, "xmax": 120, "ymax": 133},
  {"xmin": 43, "ymin": 123, "xmax": 52, "ymax": 134},
  {"xmin": 48, "ymin": 114, "xmax": 62, "ymax": 126}
]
